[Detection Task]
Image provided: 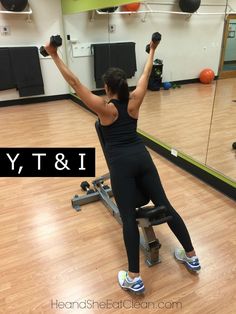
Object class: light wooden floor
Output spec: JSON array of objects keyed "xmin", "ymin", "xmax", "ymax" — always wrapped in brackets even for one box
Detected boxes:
[
  {"xmin": 0, "ymin": 100, "xmax": 236, "ymax": 314},
  {"xmin": 139, "ymin": 81, "xmax": 236, "ymax": 181}
]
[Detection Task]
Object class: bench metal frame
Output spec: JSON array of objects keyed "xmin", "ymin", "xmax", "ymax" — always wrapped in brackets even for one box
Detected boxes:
[{"xmin": 72, "ymin": 173, "xmax": 164, "ymax": 266}]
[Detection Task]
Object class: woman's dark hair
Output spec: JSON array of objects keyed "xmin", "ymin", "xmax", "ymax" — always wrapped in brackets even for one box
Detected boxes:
[{"xmin": 102, "ymin": 67, "xmax": 129, "ymax": 102}]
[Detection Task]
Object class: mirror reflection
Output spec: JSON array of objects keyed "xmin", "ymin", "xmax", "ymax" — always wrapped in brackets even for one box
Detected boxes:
[{"xmin": 222, "ymin": 16, "xmax": 236, "ymax": 73}]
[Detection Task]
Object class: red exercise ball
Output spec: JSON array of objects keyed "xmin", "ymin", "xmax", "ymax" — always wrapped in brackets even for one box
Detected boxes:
[
  {"xmin": 122, "ymin": 2, "xmax": 141, "ymax": 11},
  {"xmin": 199, "ymin": 68, "xmax": 215, "ymax": 84}
]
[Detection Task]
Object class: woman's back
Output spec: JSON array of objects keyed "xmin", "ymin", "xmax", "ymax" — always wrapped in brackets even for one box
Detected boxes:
[{"xmin": 100, "ymin": 99, "xmax": 145, "ymax": 163}]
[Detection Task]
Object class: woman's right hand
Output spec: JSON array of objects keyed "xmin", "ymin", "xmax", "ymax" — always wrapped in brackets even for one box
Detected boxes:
[{"xmin": 44, "ymin": 42, "xmax": 58, "ymax": 57}]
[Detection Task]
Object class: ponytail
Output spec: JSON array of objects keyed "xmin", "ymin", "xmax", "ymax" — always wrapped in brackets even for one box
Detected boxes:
[
  {"xmin": 103, "ymin": 67, "xmax": 130, "ymax": 102},
  {"xmin": 118, "ymin": 78, "xmax": 129, "ymax": 102}
]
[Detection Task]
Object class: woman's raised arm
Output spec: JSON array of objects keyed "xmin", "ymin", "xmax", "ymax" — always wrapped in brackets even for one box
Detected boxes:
[{"xmin": 45, "ymin": 42, "xmax": 109, "ymax": 117}]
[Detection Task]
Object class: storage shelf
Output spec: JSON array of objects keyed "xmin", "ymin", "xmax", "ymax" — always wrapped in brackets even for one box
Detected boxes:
[{"xmin": 91, "ymin": 1, "xmax": 236, "ymax": 22}]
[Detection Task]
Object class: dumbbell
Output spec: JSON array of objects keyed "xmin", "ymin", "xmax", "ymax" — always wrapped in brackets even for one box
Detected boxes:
[
  {"xmin": 232, "ymin": 142, "xmax": 236, "ymax": 150},
  {"xmin": 40, "ymin": 35, "xmax": 62, "ymax": 57},
  {"xmin": 145, "ymin": 32, "xmax": 162, "ymax": 54},
  {"xmin": 80, "ymin": 181, "xmax": 95, "ymax": 195}
]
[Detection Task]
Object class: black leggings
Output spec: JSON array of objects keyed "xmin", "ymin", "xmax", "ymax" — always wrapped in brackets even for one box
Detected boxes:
[{"xmin": 110, "ymin": 150, "xmax": 194, "ymax": 273}]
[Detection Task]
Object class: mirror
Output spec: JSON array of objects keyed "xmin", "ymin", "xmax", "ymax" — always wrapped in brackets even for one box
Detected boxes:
[
  {"xmin": 138, "ymin": 83, "xmax": 216, "ymax": 164},
  {"xmin": 106, "ymin": 2, "xmax": 219, "ymax": 164},
  {"xmin": 62, "ymin": 2, "xmax": 236, "ymax": 185},
  {"xmin": 206, "ymin": 77, "xmax": 236, "ymax": 181},
  {"xmin": 206, "ymin": 10, "xmax": 236, "ymax": 183}
]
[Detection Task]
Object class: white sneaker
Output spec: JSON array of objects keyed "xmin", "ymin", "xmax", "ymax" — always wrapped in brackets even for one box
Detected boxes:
[
  {"xmin": 174, "ymin": 248, "xmax": 201, "ymax": 272},
  {"xmin": 118, "ymin": 270, "xmax": 145, "ymax": 294}
]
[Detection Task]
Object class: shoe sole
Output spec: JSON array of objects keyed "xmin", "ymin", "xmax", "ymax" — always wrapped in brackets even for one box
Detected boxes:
[{"xmin": 122, "ymin": 286, "xmax": 145, "ymax": 295}]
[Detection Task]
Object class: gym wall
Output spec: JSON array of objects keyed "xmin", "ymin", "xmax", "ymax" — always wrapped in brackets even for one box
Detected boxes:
[
  {"xmin": 63, "ymin": 0, "xmax": 227, "ymax": 91},
  {"xmin": 0, "ymin": 0, "xmax": 69, "ymax": 102},
  {"xmin": 1, "ymin": 0, "xmax": 234, "ymax": 101}
]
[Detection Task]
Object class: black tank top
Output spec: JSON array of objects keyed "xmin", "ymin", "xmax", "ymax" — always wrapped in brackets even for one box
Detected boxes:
[{"xmin": 100, "ymin": 99, "xmax": 146, "ymax": 163}]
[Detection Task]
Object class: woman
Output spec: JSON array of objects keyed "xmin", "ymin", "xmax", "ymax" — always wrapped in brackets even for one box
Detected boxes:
[{"xmin": 45, "ymin": 37, "xmax": 200, "ymax": 295}]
